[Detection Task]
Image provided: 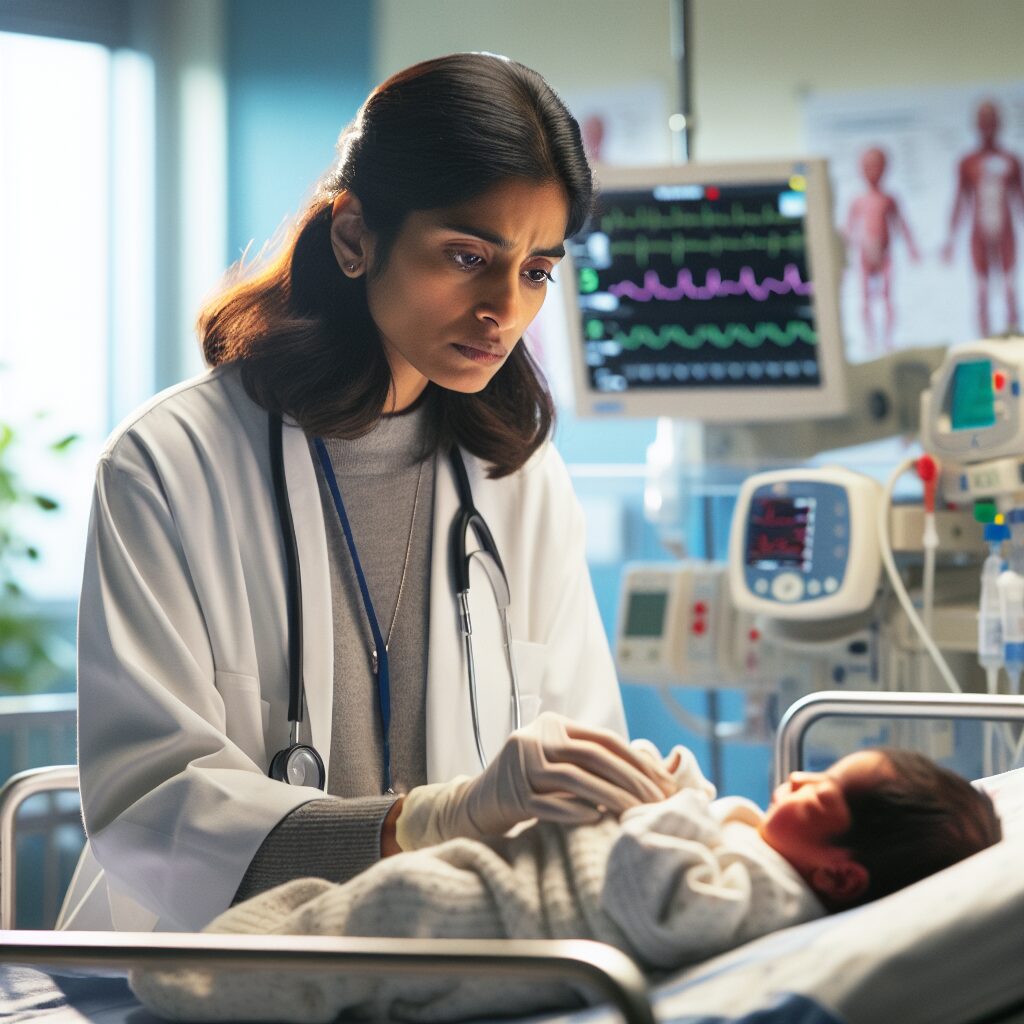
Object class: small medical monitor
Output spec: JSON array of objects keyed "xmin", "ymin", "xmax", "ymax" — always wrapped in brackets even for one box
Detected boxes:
[{"xmin": 563, "ymin": 159, "xmax": 848, "ymax": 422}]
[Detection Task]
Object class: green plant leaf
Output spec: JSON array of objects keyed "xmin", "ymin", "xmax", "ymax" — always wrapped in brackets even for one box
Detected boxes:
[
  {"xmin": 51, "ymin": 433, "xmax": 79, "ymax": 453},
  {"xmin": 33, "ymin": 494, "xmax": 59, "ymax": 511}
]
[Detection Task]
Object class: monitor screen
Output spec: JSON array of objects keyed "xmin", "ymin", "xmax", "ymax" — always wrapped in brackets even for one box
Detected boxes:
[
  {"xmin": 623, "ymin": 591, "xmax": 669, "ymax": 638},
  {"xmin": 560, "ymin": 160, "xmax": 848, "ymax": 422},
  {"xmin": 948, "ymin": 359, "xmax": 996, "ymax": 431},
  {"xmin": 745, "ymin": 495, "xmax": 815, "ymax": 572}
]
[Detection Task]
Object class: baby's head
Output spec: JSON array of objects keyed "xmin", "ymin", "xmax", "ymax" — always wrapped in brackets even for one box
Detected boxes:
[{"xmin": 759, "ymin": 748, "xmax": 1002, "ymax": 911}]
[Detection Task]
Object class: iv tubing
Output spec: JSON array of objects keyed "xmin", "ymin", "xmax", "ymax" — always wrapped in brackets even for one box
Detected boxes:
[{"xmin": 878, "ymin": 457, "xmax": 963, "ymax": 694}]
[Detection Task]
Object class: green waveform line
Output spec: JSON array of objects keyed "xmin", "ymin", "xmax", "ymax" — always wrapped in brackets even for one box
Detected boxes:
[
  {"xmin": 609, "ymin": 230, "xmax": 806, "ymax": 267},
  {"xmin": 608, "ymin": 320, "xmax": 818, "ymax": 351},
  {"xmin": 600, "ymin": 202, "xmax": 794, "ymax": 233}
]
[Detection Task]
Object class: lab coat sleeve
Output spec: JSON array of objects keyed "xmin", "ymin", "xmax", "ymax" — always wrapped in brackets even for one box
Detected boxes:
[
  {"xmin": 524, "ymin": 446, "xmax": 627, "ymax": 737},
  {"xmin": 77, "ymin": 456, "xmax": 321, "ymax": 930}
]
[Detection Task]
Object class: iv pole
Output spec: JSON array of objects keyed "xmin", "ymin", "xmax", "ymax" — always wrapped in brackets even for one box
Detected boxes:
[
  {"xmin": 670, "ymin": 0, "xmax": 695, "ymax": 162},
  {"xmin": 667, "ymin": 0, "xmax": 727, "ymax": 789}
]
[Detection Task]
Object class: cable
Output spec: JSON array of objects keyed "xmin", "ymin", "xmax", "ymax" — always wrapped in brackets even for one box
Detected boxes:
[{"xmin": 877, "ymin": 457, "xmax": 963, "ymax": 694}]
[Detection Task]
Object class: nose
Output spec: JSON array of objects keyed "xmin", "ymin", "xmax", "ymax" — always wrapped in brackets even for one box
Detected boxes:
[
  {"xmin": 787, "ymin": 771, "xmax": 822, "ymax": 792},
  {"xmin": 475, "ymin": 270, "xmax": 520, "ymax": 331}
]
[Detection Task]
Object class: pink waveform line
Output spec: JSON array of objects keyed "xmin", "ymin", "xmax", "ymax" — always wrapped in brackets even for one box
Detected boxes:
[{"xmin": 608, "ymin": 264, "xmax": 814, "ymax": 302}]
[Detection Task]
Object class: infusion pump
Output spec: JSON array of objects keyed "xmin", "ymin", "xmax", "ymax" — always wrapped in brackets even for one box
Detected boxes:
[{"xmin": 615, "ymin": 562, "xmax": 732, "ymax": 685}]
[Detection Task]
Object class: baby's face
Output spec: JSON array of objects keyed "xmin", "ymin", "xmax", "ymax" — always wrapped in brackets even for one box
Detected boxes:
[{"xmin": 758, "ymin": 750, "xmax": 894, "ymax": 877}]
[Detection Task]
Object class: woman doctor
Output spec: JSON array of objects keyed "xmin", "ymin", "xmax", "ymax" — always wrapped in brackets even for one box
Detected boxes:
[{"xmin": 66, "ymin": 53, "xmax": 675, "ymax": 933}]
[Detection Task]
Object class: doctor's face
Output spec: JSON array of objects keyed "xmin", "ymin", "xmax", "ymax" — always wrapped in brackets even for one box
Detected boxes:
[{"xmin": 363, "ymin": 178, "xmax": 569, "ymax": 410}]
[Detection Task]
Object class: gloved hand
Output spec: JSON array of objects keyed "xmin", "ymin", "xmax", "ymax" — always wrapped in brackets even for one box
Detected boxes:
[
  {"xmin": 395, "ymin": 712, "xmax": 678, "ymax": 850},
  {"xmin": 629, "ymin": 737, "xmax": 716, "ymax": 799}
]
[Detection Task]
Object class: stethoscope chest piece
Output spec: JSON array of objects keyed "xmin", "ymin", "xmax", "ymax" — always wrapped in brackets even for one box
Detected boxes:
[{"xmin": 269, "ymin": 743, "xmax": 326, "ymax": 789}]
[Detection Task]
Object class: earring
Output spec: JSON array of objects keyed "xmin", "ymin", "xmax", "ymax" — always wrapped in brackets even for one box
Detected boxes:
[{"xmin": 345, "ymin": 261, "xmax": 362, "ymax": 277}]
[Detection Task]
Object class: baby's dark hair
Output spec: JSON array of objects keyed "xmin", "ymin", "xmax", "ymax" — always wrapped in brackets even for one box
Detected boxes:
[{"xmin": 839, "ymin": 747, "xmax": 1002, "ymax": 904}]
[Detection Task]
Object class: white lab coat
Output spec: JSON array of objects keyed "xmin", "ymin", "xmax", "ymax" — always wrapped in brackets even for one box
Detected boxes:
[{"xmin": 61, "ymin": 363, "xmax": 625, "ymax": 932}]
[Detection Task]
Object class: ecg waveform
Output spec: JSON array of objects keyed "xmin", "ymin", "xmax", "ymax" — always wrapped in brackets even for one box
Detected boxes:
[
  {"xmin": 609, "ymin": 231, "xmax": 805, "ymax": 267},
  {"xmin": 601, "ymin": 202, "xmax": 794, "ymax": 233},
  {"xmin": 608, "ymin": 264, "xmax": 813, "ymax": 303},
  {"xmin": 606, "ymin": 320, "xmax": 818, "ymax": 351}
]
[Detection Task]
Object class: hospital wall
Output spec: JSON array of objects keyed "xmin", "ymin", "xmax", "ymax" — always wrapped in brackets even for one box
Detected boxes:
[{"xmin": 375, "ymin": 0, "xmax": 1024, "ymax": 160}]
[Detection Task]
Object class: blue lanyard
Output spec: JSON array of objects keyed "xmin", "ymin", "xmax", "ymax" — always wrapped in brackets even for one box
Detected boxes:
[{"xmin": 312, "ymin": 437, "xmax": 393, "ymax": 794}]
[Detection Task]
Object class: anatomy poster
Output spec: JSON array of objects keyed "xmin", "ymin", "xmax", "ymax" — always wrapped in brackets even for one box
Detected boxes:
[{"xmin": 804, "ymin": 83, "xmax": 1024, "ymax": 363}]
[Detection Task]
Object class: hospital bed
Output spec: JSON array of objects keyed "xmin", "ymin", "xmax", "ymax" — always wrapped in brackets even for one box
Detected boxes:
[{"xmin": 2, "ymin": 690, "xmax": 1024, "ymax": 1024}]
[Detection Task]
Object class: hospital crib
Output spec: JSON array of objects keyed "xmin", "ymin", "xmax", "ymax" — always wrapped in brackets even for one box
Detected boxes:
[{"xmin": 2, "ymin": 690, "xmax": 1024, "ymax": 1024}]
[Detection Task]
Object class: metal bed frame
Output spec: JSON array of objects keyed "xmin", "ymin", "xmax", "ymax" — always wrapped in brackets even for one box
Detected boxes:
[
  {"xmin": 774, "ymin": 689, "xmax": 1024, "ymax": 781},
  {"xmin": 3, "ymin": 689, "xmax": 1024, "ymax": 1024},
  {"xmin": 0, "ymin": 765, "xmax": 654, "ymax": 1022}
]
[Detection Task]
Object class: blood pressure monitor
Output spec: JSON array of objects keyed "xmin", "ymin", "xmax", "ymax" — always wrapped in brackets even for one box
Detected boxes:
[{"xmin": 728, "ymin": 467, "xmax": 883, "ymax": 620}]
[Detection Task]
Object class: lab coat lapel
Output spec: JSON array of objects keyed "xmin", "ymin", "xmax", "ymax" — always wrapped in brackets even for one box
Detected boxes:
[{"xmin": 282, "ymin": 419, "xmax": 335, "ymax": 774}]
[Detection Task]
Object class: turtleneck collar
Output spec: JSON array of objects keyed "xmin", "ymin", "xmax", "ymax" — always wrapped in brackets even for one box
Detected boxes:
[{"xmin": 313, "ymin": 391, "xmax": 435, "ymax": 477}]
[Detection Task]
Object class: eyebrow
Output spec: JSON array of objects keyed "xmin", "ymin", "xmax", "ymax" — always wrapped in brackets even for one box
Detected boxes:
[{"xmin": 439, "ymin": 221, "xmax": 566, "ymax": 259}]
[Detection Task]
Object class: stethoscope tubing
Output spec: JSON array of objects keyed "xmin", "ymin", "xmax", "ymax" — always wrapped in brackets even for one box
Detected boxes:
[{"xmin": 268, "ymin": 412, "xmax": 521, "ymax": 788}]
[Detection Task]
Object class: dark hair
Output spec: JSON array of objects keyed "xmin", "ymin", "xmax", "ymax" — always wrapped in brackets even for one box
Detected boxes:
[
  {"xmin": 200, "ymin": 53, "xmax": 594, "ymax": 477},
  {"xmin": 839, "ymin": 748, "xmax": 1002, "ymax": 905}
]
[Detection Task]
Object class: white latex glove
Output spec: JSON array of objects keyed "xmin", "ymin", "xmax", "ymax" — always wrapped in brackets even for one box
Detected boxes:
[
  {"xmin": 629, "ymin": 737, "xmax": 716, "ymax": 799},
  {"xmin": 395, "ymin": 712, "xmax": 677, "ymax": 850}
]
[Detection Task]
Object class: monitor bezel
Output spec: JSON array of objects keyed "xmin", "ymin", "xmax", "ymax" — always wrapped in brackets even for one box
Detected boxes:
[{"xmin": 561, "ymin": 158, "xmax": 849, "ymax": 423}]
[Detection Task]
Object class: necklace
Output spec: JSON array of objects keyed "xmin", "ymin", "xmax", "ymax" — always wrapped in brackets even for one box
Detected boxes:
[{"xmin": 369, "ymin": 454, "xmax": 425, "ymax": 675}]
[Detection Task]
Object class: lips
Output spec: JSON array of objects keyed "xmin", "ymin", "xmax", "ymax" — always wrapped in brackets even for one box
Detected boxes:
[{"xmin": 452, "ymin": 343, "xmax": 506, "ymax": 364}]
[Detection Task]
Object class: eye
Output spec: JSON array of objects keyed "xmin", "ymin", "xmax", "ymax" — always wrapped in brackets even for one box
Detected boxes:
[
  {"xmin": 523, "ymin": 267, "xmax": 556, "ymax": 286},
  {"xmin": 448, "ymin": 250, "xmax": 485, "ymax": 271}
]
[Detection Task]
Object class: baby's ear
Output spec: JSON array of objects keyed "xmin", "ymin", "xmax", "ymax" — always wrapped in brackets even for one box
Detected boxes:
[{"xmin": 809, "ymin": 858, "xmax": 869, "ymax": 908}]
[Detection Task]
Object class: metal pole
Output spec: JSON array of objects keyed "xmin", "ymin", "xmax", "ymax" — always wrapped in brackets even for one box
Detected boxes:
[{"xmin": 669, "ymin": 0, "xmax": 694, "ymax": 162}]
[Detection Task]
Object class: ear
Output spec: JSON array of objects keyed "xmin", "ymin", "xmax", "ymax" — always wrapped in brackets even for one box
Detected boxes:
[
  {"xmin": 808, "ymin": 858, "xmax": 869, "ymax": 908},
  {"xmin": 330, "ymin": 190, "xmax": 372, "ymax": 278}
]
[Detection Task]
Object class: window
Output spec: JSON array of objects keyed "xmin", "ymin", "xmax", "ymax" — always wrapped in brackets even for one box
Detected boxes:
[{"xmin": 0, "ymin": 30, "xmax": 153, "ymax": 603}]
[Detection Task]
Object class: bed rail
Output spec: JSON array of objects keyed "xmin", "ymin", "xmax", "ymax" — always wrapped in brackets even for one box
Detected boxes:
[
  {"xmin": 0, "ymin": 930, "xmax": 655, "ymax": 1024},
  {"xmin": 774, "ymin": 690, "xmax": 1024, "ymax": 783},
  {"xmin": 0, "ymin": 763, "xmax": 79, "ymax": 929}
]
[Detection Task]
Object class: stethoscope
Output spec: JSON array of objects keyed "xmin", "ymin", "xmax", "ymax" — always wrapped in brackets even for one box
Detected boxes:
[{"xmin": 266, "ymin": 412, "xmax": 522, "ymax": 792}]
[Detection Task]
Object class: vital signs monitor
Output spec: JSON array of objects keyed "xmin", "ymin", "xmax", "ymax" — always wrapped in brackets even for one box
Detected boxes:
[
  {"xmin": 562, "ymin": 159, "xmax": 848, "ymax": 422},
  {"xmin": 920, "ymin": 337, "xmax": 1024, "ymax": 463},
  {"xmin": 919, "ymin": 336, "xmax": 1024, "ymax": 505}
]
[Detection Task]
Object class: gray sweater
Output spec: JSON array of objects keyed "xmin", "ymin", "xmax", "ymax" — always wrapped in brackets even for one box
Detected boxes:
[{"xmin": 234, "ymin": 397, "xmax": 436, "ymax": 901}]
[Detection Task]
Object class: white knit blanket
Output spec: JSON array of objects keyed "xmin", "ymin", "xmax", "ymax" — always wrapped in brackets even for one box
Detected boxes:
[{"xmin": 132, "ymin": 754, "xmax": 821, "ymax": 1022}]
